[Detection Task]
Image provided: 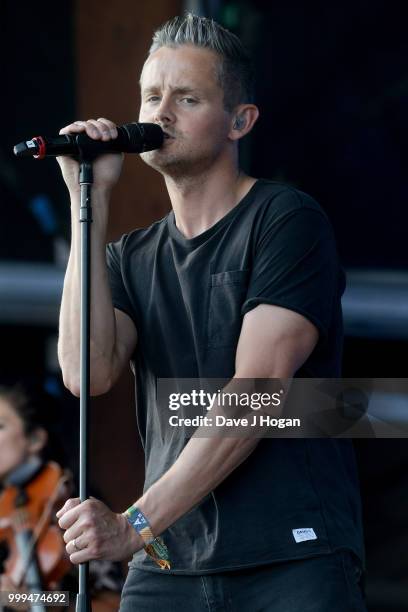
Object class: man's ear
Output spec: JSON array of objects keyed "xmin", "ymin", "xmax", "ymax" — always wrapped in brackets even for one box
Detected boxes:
[
  {"xmin": 28, "ymin": 427, "xmax": 48, "ymax": 455},
  {"xmin": 228, "ymin": 104, "xmax": 259, "ymax": 141}
]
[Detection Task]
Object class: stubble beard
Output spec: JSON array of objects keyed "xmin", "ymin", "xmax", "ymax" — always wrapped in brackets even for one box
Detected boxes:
[
  {"xmin": 140, "ymin": 139, "xmax": 223, "ymax": 180},
  {"xmin": 140, "ymin": 148, "xmax": 190, "ymax": 178}
]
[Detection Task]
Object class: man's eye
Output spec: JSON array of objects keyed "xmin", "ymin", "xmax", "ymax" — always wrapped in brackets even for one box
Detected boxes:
[
  {"xmin": 181, "ymin": 97, "xmax": 197, "ymax": 104},
  {"xmin": 146, "ymin": 96, "xmax": 160, "ymax": 103}
]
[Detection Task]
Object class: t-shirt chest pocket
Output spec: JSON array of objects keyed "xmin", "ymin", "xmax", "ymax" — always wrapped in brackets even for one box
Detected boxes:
[{"xmin": 206, "ymin": 269, "xmax": 250, "ymax": 348}]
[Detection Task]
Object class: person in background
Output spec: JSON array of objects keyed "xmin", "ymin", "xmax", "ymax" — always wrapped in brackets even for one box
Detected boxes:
[{"xmin": 0, "ymin": 383, "xmax": 122, "ymax": 611}]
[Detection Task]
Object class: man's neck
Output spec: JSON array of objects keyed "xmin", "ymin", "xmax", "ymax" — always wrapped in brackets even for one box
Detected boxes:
[{"xmin": 164, "ymin": 167, "xmax": 257, "ymax": 240}]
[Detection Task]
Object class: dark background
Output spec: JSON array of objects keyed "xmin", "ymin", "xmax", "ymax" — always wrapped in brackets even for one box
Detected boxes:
[{"xmin": 1, "ymin": 1, "xmax": 407, "ymax": 609}]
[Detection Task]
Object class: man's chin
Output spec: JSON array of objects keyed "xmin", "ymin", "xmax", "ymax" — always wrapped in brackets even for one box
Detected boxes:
[{"xmin": 140, "ymin": 150, "xmax": 187, "ymax": 175}]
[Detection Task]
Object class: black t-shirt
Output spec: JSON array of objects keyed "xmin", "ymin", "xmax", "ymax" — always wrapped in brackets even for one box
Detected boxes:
[{"xmin": 106, "ymin": 179, "xmax": 364, "ymax": 574}]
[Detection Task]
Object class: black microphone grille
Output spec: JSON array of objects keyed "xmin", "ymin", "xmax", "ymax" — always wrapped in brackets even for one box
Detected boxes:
[{"xmin": 123, "ymin": 122, "xmax": 164, "ymax": 152}]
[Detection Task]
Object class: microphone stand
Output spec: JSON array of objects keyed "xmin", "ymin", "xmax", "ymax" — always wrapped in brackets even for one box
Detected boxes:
[
  {"xmin": 71, "ymin": 129, "xmax": 162, "ymax": 612},
  {"xmin": 76, "ymin": 159, "xmax": 93, "ymax": 612}
]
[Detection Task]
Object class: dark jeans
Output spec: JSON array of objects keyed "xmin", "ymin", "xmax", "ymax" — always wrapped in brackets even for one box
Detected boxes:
[{"xmin": 119, "ymin": 550, "xmax": 367, "ymax": 611}]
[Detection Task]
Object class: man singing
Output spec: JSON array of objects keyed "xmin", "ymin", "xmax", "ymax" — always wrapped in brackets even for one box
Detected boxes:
[{"xmin": 56, "ymin": 13, "xmax": 366, "ymax": 611}]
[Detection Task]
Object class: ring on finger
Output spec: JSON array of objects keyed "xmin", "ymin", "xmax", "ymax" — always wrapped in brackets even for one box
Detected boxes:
[{"xmin": 72, "ymin": 538, "xmax": 81, "ymax": 552}]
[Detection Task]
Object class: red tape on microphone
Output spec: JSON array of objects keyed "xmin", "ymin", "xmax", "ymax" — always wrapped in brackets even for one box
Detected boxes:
[{"xmin": 32, "ymin": 136, "xmax": 46, "ymax": 159}]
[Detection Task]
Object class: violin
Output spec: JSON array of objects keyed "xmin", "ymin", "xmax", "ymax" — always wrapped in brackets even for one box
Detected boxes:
[
  {"xmin": 0, "ymin": 461, "xmax": 122, "ymax": 612},
  {"xmin": 0, "ymin": 460, "xmax": 72, "ymax": 610}
]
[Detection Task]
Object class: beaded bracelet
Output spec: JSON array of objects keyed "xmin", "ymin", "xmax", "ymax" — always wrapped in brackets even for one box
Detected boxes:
[{"xmin": 123, "ymin": 505, "xmax": 171, "ymax": 570}]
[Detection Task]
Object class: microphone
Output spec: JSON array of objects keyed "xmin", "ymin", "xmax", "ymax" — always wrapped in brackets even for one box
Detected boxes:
[{"xmin": 13, "ymin": 122, "xmax": 164, "ymax": 160}]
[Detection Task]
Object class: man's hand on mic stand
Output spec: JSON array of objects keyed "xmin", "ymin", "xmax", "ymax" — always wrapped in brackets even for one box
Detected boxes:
[{"xmin": 56, "ymin": 497, "xmax": 143, "ymax": 564}]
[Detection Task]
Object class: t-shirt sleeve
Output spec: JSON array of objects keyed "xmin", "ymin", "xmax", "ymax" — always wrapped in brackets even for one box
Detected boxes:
[
  {"xmin": 106, "ymin": 235, "xmax": 137, "ymax": 326},
  {"xmin": 241, "ymin": 204, "xmax": 342, "ymax": 342}
]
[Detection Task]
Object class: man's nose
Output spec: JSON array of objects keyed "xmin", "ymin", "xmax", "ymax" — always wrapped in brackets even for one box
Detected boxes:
[{"xmin": 154, "ymin": 97, "xmax": 175, "ymax": 125}]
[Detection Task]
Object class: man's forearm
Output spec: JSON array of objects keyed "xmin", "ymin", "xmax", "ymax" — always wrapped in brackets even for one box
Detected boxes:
[
  {"xmin": 126, "ymin": 375, "xmax": 291, "ymax": 545},
  {"xmin": 134, "ymin": 433, "xmax": 259, "ymax": 537},
  {"xmin": 58, "ymin": 189, "xmax": 117, "ymax": 395}
]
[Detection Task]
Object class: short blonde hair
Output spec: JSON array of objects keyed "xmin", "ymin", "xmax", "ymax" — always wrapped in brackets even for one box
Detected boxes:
[{"xmin": 149, "ymin": 13, "xmax": 255, "ymax": 111}]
